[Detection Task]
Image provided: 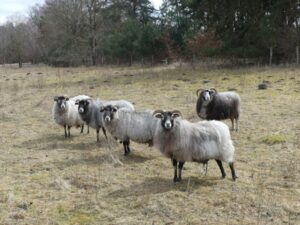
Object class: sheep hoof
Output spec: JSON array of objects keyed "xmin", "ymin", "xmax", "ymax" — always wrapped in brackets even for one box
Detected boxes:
[{"xmin": 173, "ymin": 177, "xmax": 181, "ymax": 182}]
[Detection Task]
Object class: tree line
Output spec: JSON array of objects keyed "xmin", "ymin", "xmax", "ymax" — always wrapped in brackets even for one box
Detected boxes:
[{"xmin": 0, "ymin": 0, "xmax": 299, "ymax": 67}]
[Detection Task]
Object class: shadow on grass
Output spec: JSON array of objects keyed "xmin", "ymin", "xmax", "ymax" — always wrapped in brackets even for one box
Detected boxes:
[
  {"xmin": 107, "ymin": 176, "xmax": 217, "ymax": 198},
  {"xmin": 52, "ymin": 153, "xmax": 114, "ymax": 169},
  {"xmin": 18, "ymin": 133, "xmax": 114, "ymax": 151},
  {"xmin": 51, "ymin": 152, "xmax": 153, "ymax": 169},
  {"xmin": 120, "ymin": 152, "xmax": 155, "ymax": 164}
]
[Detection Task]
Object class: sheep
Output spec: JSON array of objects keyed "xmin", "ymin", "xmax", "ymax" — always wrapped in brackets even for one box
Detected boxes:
[
  {"xmin": 75, "ymin": 99, "xmax": 134, "ymax": 142},
  {"xmin": 153, "ymin": 110, "xmax": 237, "ymax": 182},
  {"xmin": 75, "ymin": 99, "xmax": 107, "ymax": 142},
  {"xmin": 196, "ymin": 88, "xmax": 240, "ymax": 131},
  {"xmin": 100, "ymin": 105, "xmax": 158, "ymax": 155},
  {"xmin": 52, "ymin": 95, "xmax": 90, "ymax": 138}
]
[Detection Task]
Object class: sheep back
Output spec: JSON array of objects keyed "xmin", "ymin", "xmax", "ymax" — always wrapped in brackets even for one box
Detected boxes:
[
  {"xmin": 106, "ymin": 110, "xmax": 158, "ymax": 143},
  {"xmin": 206, "ymin": 92, "xmax": 240, "ymax": 120}
]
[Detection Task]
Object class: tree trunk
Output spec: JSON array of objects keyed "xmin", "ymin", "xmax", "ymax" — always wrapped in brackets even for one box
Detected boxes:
[
  {"xmin": 296, "ymin": 46, "xmax": 299, "ymax": 65},
  {"xmin": 101, "ymin": 55, "xmax": 104, "ymax": 65},
  {"xmin": 18, "ymin": 57, "xmax": 22, "ymax": 68},
  {"xmin": 269, "ymin": 47, "xmax": 273, "ymax": 66},
  {"xmin": 151, "ymin": 55, "xmax": 154, "ymax": 66},
  {"xmin": 91, "ymin": 32, "xmax": 96, "ymax": 66},
  {"xmin": 129, "ymin": 54, "xmax": 132, "ymax": 67}
]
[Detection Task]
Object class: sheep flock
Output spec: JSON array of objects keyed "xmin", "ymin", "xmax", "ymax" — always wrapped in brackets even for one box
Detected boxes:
[{"xmin": 53, "ymin": 88, "xmax": 240, "ymax": 182}]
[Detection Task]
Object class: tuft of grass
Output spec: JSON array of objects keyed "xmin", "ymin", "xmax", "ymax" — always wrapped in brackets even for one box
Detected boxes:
[
  {"xmin": 260, "ymin": 134, "xmax": 287, "ymax": 145},
  {"xmin": 68, "ymin": 212, "xmax": 94, "ymax": 225},
  {"xmin": 30, "ymin": 172, "xmax": 50, "ymax": 181}
]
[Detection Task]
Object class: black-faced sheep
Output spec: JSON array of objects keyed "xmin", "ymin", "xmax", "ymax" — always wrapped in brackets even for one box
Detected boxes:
[
  {"xmin": 153, "ymin": 110, "xmax": 237, "ymax": 182},
  {"xmin": 75, "ymin": 99, "xmax": 107, "ymax": 142},
  {"xmin": 196, "ymin": 88, "xmax": 240, "ymax": 131},
  {"xmin": 75, "ymin": 99, "xmax": 134, "ymax": 142},
  {"xmin": 52, "ymin": 95, "xmax": 89, "ymax": 137}
]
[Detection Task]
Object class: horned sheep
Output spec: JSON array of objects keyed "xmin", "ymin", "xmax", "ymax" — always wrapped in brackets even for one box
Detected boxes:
[
  {"xmin": 153, "ymin": 110, "xmax": 237, "ymax": 182},
  {"xmin": 196, "ymin": 88, "xmax": 240, "ymax": 131}
]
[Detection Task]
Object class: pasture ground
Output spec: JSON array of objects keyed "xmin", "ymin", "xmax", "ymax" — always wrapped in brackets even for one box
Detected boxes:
[{"xmin": 0, "ymin": 64, "xmax": 299, "ymax": 225}]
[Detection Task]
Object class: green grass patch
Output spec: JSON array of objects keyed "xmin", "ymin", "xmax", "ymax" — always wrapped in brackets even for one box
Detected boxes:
[
  {"xmin": 67, "ymin": 212, "xmax": 94, "ymax": 225},
  {"xmin": 260, "ymin": 134, "xmax": 287, "ymax": 145},
  {"xmin": 30, "ymin": 172, "xmax": 50, "ymax": 181}
]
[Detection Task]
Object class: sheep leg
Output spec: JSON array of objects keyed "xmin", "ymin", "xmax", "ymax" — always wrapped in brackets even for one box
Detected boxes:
[
  {"xmin": 230, "ymin": 118, "xmax": 234, "ymax": 131},
  {"xmin": 123, "ymin": 142, "xmax": 128, "ymax": 155},
  {"xmin": 64, "ymin": 125, "xmax": 67, "ymax": 138},
  {"xmin": 148, "ymin": 139, "xmax": 153, "ymax": 147},
  {"xmin": 80, "ymin": 125, "xmax": 84, "ymax": 133},
  {"xmin": 102, "ymin": 127, "xmax": 107, "ymax": 140},
  {"xmin": 178, "ymin": 162, "xmax": 185, "ymax": 182},
  {"xmin": 123, "ymin": 140, "xmax": 130, "ymax": 156},
  {"xmin": 215, "ymin": 160, "xmax": 226, "ymax": 178},
  {"xmin": 67, "ymin": 126, "xmax": 71, "ymax": 137},
  {"xmin": 172, "ymin": 159, "xmax": 179, "ymax": 182},
  {"xmin": 235, "ymin": 118, "xmax": 239, "ymax": 131},
  {"xmin": 229, "ymin": 162, "xmax": 237, "ymax": 181},
  {"xmin": 127, "ymin": 140, "xmax": 131, "ymax": 153},
  {"xmin": 96, "ymin": 129, "xmax": 100, "ymax": 142},
  {"xmin": 87, "ymin": 126, "xmax": 90, "ymax": 134}
]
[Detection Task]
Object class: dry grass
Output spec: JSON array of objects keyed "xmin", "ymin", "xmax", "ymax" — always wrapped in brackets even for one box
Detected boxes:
[{"xmin": 0, "ymin": 64, "xmax": 299, "ymax": 225}]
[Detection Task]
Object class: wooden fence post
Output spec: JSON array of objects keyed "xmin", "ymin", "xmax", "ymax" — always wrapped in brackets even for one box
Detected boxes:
[{"xmin": 269, "ymin": 47, "xmax": 273, "ymax": 66}]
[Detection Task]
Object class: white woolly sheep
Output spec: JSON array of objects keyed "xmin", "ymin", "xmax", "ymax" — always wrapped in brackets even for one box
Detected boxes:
[
  {"xmin": 100, "ymin": 105, "xmax": 158, "ymax": 155},
  {"xmin": 153, "ymin": 110, "xmax": 237, "ymax": 182},
  {"xmin": 52, "ymin": 95, "xmax": 89, "ymax": 138}
]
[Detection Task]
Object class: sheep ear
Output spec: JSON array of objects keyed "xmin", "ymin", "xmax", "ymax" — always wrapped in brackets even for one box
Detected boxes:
[
  {"xmin": 196, "ymin": 88, "xmax": 204, "ymax": 96},
  {"xmin": 172, "ymin": 110, "xmax": 182, "ymax": 118},
  {"xmin": 75, "ymin": 99, "xmax": 79, "ymax": 105},
  {"xmin": 54, "ymin": 96, "xmax": 58, "ymax": 101},
  {"xmin": 65, "ymin": 97, "xmax": 69, "ymax": 101},
  {"xmin": 153, "ymin": 110, "xmax": 164, "ymax": 119},
  {"xmin": 99, "ymin": 106, "xmax": 104, "ymax": 112},
  {"xmin": 112, "ymin": 106, "xmax": 118, "ymax": 112}
]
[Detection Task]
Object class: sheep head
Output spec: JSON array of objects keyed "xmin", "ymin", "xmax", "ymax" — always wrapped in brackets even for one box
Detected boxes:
[
  {"xmin": 76, "ymin": 99, "xmax": 90, "ymax": 114},
  {"xmin": 54, "ymin": 96, "xmax": 69, "ymax": 110},
  {"xmin": 153, "ymin": 110, "xmax": 182, "ymax": 131},
  {"xmin": 101, "ymin": 105, "xmax": 118, "ymax": 122}
]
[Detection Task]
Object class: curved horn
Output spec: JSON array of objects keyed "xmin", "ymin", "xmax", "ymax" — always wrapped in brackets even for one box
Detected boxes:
[
  {"xmin": 112, "ymin": 105, "xmax": 119, "ymax": 112},
  {"xmin": 196, "ymin": 88, "xmax": 205, "ymax": 96},
  {"xmin": 209, "ymin": 87, "xmax": 217, "ymax": 93},
  {"xmin": 171, "ymin": 110, "xmax": 182, "ymax": 118},
  {"xmin": 153, "ymin": 110, "xmax": 164, "ymax": 118}
]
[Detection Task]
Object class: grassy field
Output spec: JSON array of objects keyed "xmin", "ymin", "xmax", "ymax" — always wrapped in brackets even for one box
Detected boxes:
[{"xmin": 0, "ymin": 64, "xmax": 299, "ymax": 225}]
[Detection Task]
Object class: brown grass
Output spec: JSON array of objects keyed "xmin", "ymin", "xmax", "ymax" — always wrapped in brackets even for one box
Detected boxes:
[{"xmin": 0, "ymin": 64, "xmax": 299, "ymax": 225}]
